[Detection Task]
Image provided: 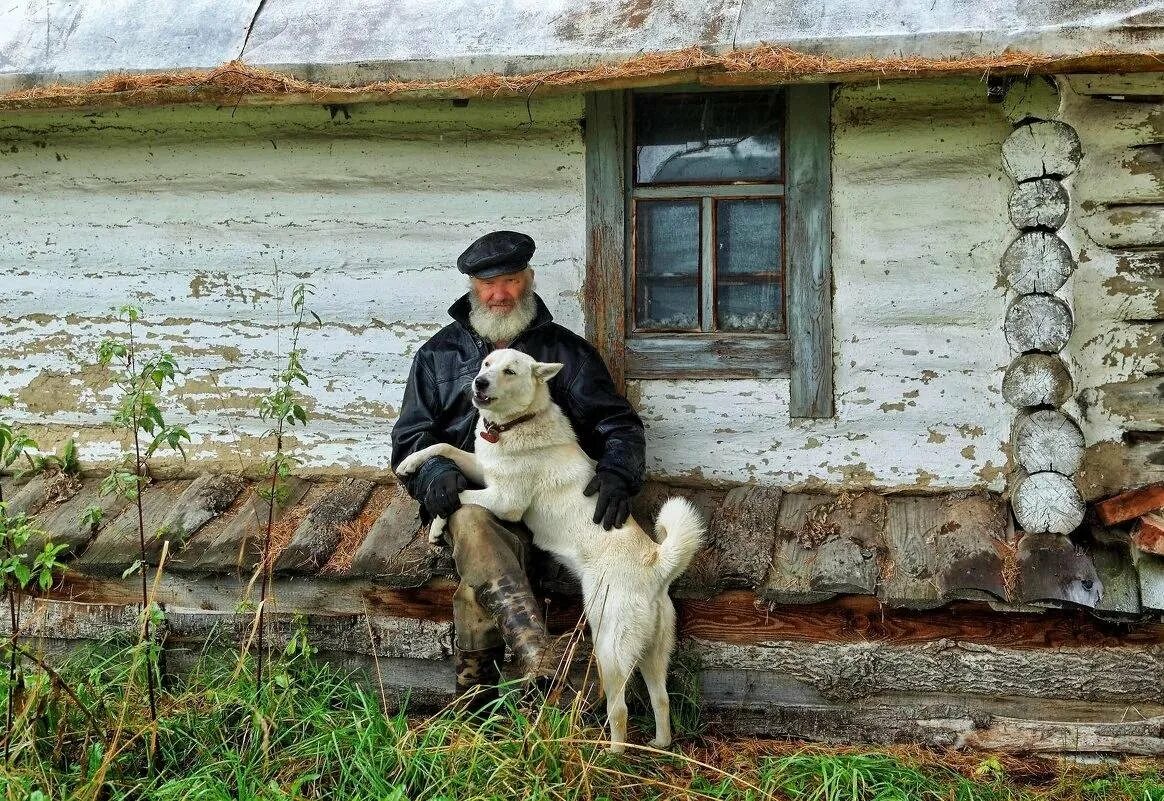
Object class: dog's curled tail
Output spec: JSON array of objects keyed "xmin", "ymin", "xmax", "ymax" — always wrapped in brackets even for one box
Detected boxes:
[{"xmin": 654, "ymin": 497, "xmax": 705, "ymax": 585}]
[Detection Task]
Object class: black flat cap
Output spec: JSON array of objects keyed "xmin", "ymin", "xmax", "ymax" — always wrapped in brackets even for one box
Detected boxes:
[{"xmin": 457, "ymin": 231, "xmax": 536, "ymax": 279}]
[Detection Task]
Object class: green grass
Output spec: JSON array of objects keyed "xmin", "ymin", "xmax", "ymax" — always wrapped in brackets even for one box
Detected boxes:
[{"xmin": 0, "ymin": 640, "xmax": 1160, "ymax": 801}]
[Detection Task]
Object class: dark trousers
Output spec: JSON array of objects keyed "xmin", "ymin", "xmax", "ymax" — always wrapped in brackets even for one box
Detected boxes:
[{"xmin": 446, "ymin": 504, "xmax": 540, "ymax": 652}]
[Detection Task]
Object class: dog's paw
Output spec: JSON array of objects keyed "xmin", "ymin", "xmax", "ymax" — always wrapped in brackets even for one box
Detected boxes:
[
  {"xmin": 648, "ymin": 736, "xmax": 672, "ymax": 750},
  {"xmin": 427, "ymin": 518, "xmax": 447, "ymax": 546},
  {"xmin": 396, "ymin": 454, "xmax": 424, "ymax": 477},
  {"xmin": 606, "ymin": 742, "xmax": 626, "ymax": 755}
]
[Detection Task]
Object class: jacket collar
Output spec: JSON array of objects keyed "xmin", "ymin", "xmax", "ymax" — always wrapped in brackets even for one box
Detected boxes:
[{"xmin": 447, "ymin": 292, "xmax": 554, "ymax": 341}]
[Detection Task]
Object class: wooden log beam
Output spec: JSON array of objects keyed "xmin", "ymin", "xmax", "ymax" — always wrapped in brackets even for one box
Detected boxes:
[
  {"xmin": 1004, "ymin": 293, "xmax": 1072, "ymax": 353},
  {"xmin": 1002, "ymin": 121, "xmax": 1082, "ymax": 182},
  {"xmin": 1001, "ymin": 76, "xmax": 1059, "ymax": 125},
  {"xmin": 1012, "ymin": 409, "xmax": 1084, "ymax": 475},
  {"xmin": 1008, "ymin": 179, "xmax": 1069, "ymax": 231},
  {"xmin": 1011, "ymin": 471, "xmax": 1086, "ymax": 535},
  {"xmin": 47, "ymin": 575, "xmax": 1164, "ymax": 648},
  {"xmin": 1002, "ymin": 353, "xmax": 1073, "ymax": 408},
  {"xmin": 1001, "ymin": 231, "xmax": 1075, "ymax": 294}
]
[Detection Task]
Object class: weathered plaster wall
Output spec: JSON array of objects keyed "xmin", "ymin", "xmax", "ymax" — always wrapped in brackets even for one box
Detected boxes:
[
  {"xmin": 1, "ymin": 80, "xmax": 1014, "ymax": 490},
  {"xmin": 634, "ymin": 80, "xmax": 1013, "ymax": 490},
  {"xmin": 0, "ymin": 98, "xmax": 587, "ymax": 476}
]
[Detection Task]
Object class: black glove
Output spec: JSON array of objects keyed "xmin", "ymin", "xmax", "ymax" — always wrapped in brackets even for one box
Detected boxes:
[
  {"xmin": 424, "ymin": 469, "xmax": 468, "ymax": 519},
  {"xmin": 583, "ymin": 470, "xmax": 633, "ymax": 531}
]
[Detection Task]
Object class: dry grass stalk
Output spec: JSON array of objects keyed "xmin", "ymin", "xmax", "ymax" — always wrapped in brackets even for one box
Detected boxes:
[
  {"xmin": 321, "ymin": 484, "xmax": 393, "ymax": 575},
  {"xmin": 0, "ymin": 44, "xmax": 1130, "ymax": 110}
]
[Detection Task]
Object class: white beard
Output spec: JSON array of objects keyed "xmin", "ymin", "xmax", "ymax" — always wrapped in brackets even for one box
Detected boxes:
[{"xmin": 468, "ymin": 285, "xmax": 537, "ymax": 345}]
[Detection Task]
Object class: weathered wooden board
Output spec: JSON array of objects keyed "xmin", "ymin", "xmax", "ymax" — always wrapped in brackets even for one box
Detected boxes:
[
  {"xmin": 72, "ymin": 479, "xmax": 193, "ymax": 574},
  {"xmin": 179, "ymin": 476, "xmax": 311, "ymax": 573},
  {"xmin": 703, "ymin": 694, "xmax": 1164, "ymax": 755},
  {"xmin": 707, "ymin": 484, "xmax": 782, "ymax": 590},
  {"xmin": 928, "ymin": 493, "xmax": 1009, "ymax": 602},
  {"xmin": 273, "ymin": 477, "xmax": 376, "ymax": 574},
  {"xmin": 1066, "ymin": 74, "xmax": 1164, "ymax": 98},
  {"xmin": 763, "ymin": 492, "xmax": 884, "ymax": 604},
  {"xmin": 25, "ymin": 478, "xmax": 130, "ymax": 560},
  {"xmin": 1074, "ymin": 143, "xmax": 1164, "ymax": 206},
  {"xmin": 878, "ymin": 496, "xmax": 946, "ymax": 608},
  {"xmin": 1087, "ymin": 538, "xmax": 1143, "ymax": 616},
  {"xmin": 1079, "ymin": 204, "xmax": 1164, "ymax": 250},
  {"xmin": 1133, "ymin": 551, "xmax": 1164, "ymax": 612},
  {"xmin": 1078, "ymin": 436, "xmax": 1164, "ymax": 502},
  {"xmin": 1094, "ymin": 376, "xmax": 1164, "ymax": 431},
  {"xmin": 347, "ymin": 488, "xmax": 424, "ymax": 578},
  {"xmin": 689, "ymin": 637, "xmax": 1164, "ymax": 703},
  {"xmin": 4, "ymin": 474, "xmax": 49, "ymax": 518}
]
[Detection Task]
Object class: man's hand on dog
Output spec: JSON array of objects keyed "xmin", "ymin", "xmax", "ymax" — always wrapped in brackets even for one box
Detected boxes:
[
  {"xmin": 426, "ymin": 470, "xmax": 468, "ymax": 519},
  {"xmin": 584, "ymin": 470, "xmax": 632, "ymax": 531}
]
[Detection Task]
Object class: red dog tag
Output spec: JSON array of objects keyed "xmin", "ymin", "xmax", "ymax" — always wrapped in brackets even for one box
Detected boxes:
[{"xmin": 480, "ymin": 430, "xmax": 499, "ymax": 443}]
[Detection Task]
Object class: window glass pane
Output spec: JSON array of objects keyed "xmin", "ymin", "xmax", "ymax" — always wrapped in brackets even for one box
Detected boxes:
[
  {"xmin": 716, "ymin": 198, "xmax": 782, "ymax": 332},
  {"xmin": 635, "ymin": 200, "xmax": 700, "ymax": 331},
  {"xmin": 634, "ymin": 91, "xmax": 783, "ymax": 185}
]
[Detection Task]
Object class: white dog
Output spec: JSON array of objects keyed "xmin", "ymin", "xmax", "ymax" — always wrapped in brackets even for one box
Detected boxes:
[{"xmin": 396, "ymin": 348, "xmax": 704, "ymax": 752}]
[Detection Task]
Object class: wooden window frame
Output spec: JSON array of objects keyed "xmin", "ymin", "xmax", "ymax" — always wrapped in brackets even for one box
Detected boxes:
[{"xmin": 584, "ymin": 84, "xmax": 834, "ymax": 418}]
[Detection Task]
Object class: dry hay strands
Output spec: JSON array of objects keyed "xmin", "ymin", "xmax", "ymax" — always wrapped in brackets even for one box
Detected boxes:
[{"xmin": 2, "ymin": 45, "xmax": 1154, "ymax": 111}]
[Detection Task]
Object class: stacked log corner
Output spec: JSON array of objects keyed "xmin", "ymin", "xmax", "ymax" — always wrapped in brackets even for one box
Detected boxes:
[{"xmin": 1000, "ymin": 82, "xmax": 1086, "ymax": 538}]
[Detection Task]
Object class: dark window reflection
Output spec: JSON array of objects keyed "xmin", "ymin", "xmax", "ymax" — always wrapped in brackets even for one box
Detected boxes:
[
  {"xmin": 635, "ymin": 200, "xmax": 701, "ymax": 330},
  {"xmin": 716, "ymin": 199, "xmax": 783, "ymax": 332},
  {"xmin": 634, "ymin": 91, "xmax": 783, "ymax": 185}
]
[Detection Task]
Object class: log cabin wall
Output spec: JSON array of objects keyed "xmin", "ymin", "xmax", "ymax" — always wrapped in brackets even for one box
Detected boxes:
[{"xmin": 0, "ymin": 79, "xmax": 1016, "ymax": 493}]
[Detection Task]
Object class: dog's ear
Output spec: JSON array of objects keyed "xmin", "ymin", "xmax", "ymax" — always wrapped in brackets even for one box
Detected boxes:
[{"xmin": 533, "ymin": 362, "xmax": 564, "ymax": 382}]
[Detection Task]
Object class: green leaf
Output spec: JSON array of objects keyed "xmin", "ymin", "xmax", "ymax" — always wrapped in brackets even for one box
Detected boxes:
[
  {"xmin": 11, "ymin": 562, "xmax": 30, "ymax": 588},
  {"xmin": 121, "ymin": 559, "xmax": 143, "ymax": 579}
]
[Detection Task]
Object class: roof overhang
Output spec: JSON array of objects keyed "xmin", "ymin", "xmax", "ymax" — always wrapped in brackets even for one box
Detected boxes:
[{"xmin": 2, "ymin": 0, "xmax": 1162, "ymax": 111}]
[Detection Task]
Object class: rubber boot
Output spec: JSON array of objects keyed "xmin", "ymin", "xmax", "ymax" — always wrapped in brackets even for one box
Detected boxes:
[
  {"xmin": 454, "ymin": 644, "xmax": 505, "ymax": 712},
  {"xmin": 473, "ymin": 574, "xmax": 562, "ymax": 680}
]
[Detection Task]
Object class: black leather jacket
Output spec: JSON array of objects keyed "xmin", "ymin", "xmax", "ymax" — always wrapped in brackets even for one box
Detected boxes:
[{"xmin": 391, "ymin": 293, "xmax": 646, "ymax": 519}]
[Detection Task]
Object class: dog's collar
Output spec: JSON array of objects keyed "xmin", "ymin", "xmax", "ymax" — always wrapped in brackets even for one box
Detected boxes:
[{"xmin": 479, "ymin": 412, "xmax": 537, "ymax": 443}]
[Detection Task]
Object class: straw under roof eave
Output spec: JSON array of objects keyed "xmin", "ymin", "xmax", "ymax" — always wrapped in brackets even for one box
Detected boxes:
[{"xmin": 2, "ymin": 45, "xmax": 1162, "ymax": 113}]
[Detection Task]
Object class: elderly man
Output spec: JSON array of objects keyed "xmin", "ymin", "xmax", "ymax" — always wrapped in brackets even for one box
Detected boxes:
[{"xmin": 391, "ymin": 230, "xmax": 645, "ymax": 703}]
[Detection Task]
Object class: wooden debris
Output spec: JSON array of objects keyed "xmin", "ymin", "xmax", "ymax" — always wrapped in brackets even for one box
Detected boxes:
[
  {"xmin": 1004, "ymin": 293, "xmax": 1072, "ymax": 353},
  {"xmin": 1002, "ymin": 120, "xmax": 1082, "ymax": 182},
  {"xmin": 1012, "ymin": 470, "xmax": 1085, "ymax": 535},
  {"xmin": 1002, "ymin": 353, "xmax": 1073, "ymax": 408},
  {"xmin": 274, "ymin": 477, "xmax": 376, "ymax": 575},
  {"xmin": 1000, "ymin": 231, "xmax": 1075, "ymax": 294},
  {"xmin": 1095, "ymin": 482, "xmax": 1164, "ymax": 526},
  {"xmin": 1008, "ymin": 178, "xmax": 1069, "ymax": 230},
  {"xmin": 1134, "ymin": 513, "xmax": 1164, "ymax": 557},
  {"xmin": 1017, "ymin": 534, "xmax": 1102, "ymax": 608}
]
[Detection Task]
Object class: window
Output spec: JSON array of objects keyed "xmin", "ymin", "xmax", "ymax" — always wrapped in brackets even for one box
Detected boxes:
[{"xmin": 585, "ymin": 85, "xmax": 834, "ymax": 417}]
